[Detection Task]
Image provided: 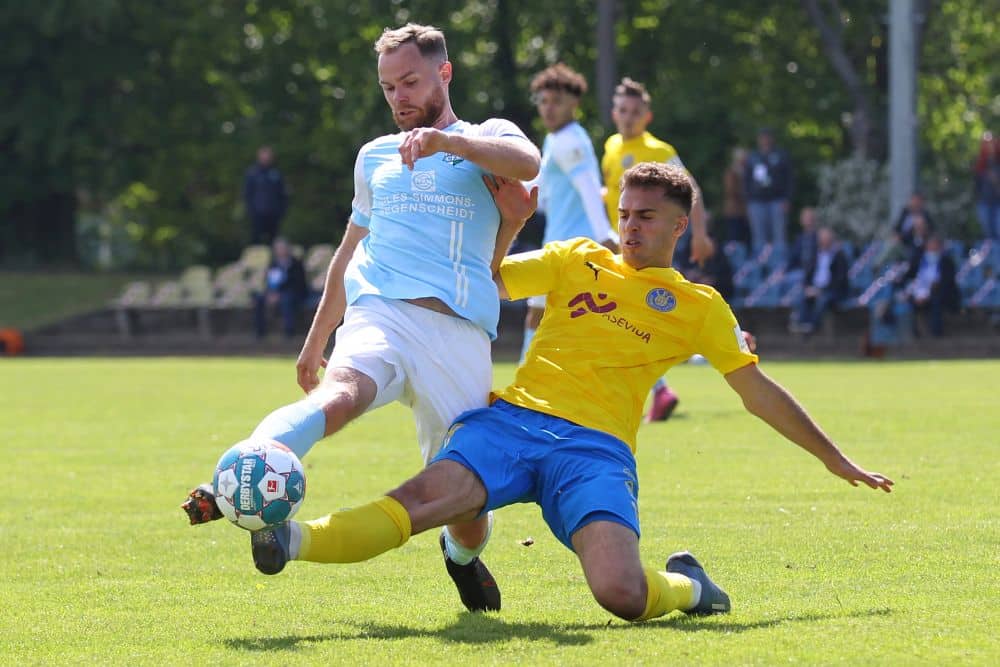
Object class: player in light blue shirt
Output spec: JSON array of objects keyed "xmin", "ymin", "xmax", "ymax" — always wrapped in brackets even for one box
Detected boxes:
[
  {"xmin": 182, "ymin": 23, "xmax": 539, "ymax": 614},
  {"xmin": 520, "ymin": 63, "xmax": 617, "ymax": 358}
]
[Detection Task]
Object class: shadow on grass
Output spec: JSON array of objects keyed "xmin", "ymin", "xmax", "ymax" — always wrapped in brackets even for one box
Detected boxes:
[{"xmin": 223, "ymin": 607, "xmax": 893, "ymax": 651}]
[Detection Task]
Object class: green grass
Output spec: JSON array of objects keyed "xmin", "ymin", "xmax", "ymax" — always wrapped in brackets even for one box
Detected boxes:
[
  {"xmin": 0, "ymin": 271, "xmax": 158, "ymax": 330},
  {"xmin": 1, "ymin": 358, "xmax": 997, "ymax": 665}
]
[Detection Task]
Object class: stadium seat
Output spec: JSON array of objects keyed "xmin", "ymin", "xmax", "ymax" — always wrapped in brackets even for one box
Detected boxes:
[
  {"xmin": 150, "ymin": 281, "xmax": 184, "ymax": 307},
  {"xmin": 968, "ymin": 278, "xmax": 999, "ymax": 308},
  {"xmin": 305, "ymin": 244, "xmax": 335, "ymax": 275},
  {"xmin": 722, "ymin": 241, "xmax": 748, "ymax": 269},
  {"xmin": 240, "ymin": 244, "xmax": 272, "ymax": 271},
  {"xmin": 744, "ymin": 269, "xmax": 786, "ymax": 307},
  {"xmin": 113, "ymin": 281, "xmax": 153, "ymax": 307}
]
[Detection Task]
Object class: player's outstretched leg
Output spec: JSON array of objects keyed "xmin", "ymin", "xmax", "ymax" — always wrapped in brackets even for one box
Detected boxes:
[
  {"xmin": 439, "ymin": 529, "xmax": 501, "ymax": 612},
  {"xmin": 665, "ymin": 551, "xmax": 731, "ymax": 615},
  {"xmin": 252, "ymin": 522, "xmax": 293, "ymax": 575}
]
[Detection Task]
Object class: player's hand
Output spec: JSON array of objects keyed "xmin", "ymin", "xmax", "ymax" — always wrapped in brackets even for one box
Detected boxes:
[
  {"xmin": 398, "ymin": 127, "xmax": 448, "ymax": 170},
  {"xmin": 742, "ymin": 330, "xmax": 757, "ymax": 353},
  {"xmin": 483, "ymin": 175, "xmax": 538, "ymax": 223},
  {"xmin": 825, "ymin": 455, "xmax": 895, "ymax": 493},
  {"xmin": 689, "ymin": 233, "xmax": 716, "ymax": 266},
  {"xmin": 296, "ymin": 348, "xmax": 328, "ymax": 394}
]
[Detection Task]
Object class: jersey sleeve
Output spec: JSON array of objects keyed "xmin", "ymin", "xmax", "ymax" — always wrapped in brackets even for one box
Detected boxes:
[
  {"xmin": 550, "ymin": 130, "xmax": 593, "ymax": 178},
  {"xmin": 570, "ymin": 170, "xmax": 614, "ymax": 241},
  {"xmin": 693, "ymin": 292, "xmax": 758, "ymax": 374},
  {"xmin": 349, "ymin": 144, "xmax": 372, "ymax": 228},
  {"xmin": 477, "ymin": 118, "xmax": 531, "ymax": 142},
  {"xmin": 498, "ymin": 240, "xmax": 574, "ymax": 301}
]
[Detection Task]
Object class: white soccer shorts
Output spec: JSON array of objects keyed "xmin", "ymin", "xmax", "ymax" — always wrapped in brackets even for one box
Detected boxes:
[{"xmin": 326, "ymin": 295, "xmax": 492, "ymax": 464}]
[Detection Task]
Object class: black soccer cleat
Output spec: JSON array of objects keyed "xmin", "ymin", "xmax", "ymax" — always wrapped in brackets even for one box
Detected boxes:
[
  {"xmin": 439, "ymin": 533, "xmax": 501, "ymax": 612},
  {"xmin": 181, "ymin": 483, "xmax": 223, "ymax": 525},
  {"xmin": 251, "ymin": 522, "xmax": 292, "ymax": 575},
  {"xmin": 665, "ymin": 551, "xmax": 731, "ymax": 615}
]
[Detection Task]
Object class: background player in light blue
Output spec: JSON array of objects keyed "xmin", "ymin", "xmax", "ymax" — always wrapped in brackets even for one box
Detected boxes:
[
  {"xmin": 521, "ymin": 63, "xmax": 617, "ymax": 359},
  {"xmin": 182, "ymin": 23, "xmax": 540, "ymax": 613}
]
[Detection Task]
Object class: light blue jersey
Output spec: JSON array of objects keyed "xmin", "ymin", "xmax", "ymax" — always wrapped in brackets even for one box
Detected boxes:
[
  {"xmin": 539, "ymin": 121, "xmax": 612, "ymax": 246},
  {"xmin": 346, "ymin": 118, "xmax": 529, "ymax": 339}
]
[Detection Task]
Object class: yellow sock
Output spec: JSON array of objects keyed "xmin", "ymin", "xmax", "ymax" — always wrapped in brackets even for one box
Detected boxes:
[
  {"xmin": 298, "ymin": 496, "xmax": 412, "ymax": 563},
  {"xmin": 635, "ymin": 567, "xmax": 695, "ymax": 621}
]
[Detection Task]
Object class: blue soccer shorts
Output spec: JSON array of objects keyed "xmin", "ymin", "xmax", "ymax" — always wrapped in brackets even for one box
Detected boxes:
[{"xmin": 431, "ymin": 400, "xmax": 640, "ymax": 550}]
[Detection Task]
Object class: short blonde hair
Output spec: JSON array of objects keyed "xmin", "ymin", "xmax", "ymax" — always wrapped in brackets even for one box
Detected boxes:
[{"xmin": 374, "ymin": 23, "xmax": 447, "ymax": 62}]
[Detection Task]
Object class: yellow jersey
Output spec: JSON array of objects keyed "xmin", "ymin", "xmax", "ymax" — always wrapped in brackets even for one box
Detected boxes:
[
  {"xmin": 497, "ymin": 238, "xmax": 757, "ymax": 450},
  {"xmin": 601, "ymin": 132, "xmax": 684, "ymax": 225}
]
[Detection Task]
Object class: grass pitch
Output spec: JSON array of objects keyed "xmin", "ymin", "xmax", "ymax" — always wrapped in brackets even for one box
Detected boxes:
[{"xmin": 1, "ymin": 358, "xmax": 997, "ymax": 665}]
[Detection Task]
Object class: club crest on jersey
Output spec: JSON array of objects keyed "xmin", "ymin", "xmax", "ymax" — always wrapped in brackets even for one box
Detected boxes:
[
  {"xmin": 646, "ymin": 288, "xmax": 676, "ymax": 312},
  {"xmin": 441, "ymin": 153, "xmax": 465, "ymax": 166},
  {"xmin": 411, "ymin": 170, "xmax": 436, "ymax": 192},
  {"xmin": 621, "ymin": 154, "xmax": 635, "ymax": 168}
]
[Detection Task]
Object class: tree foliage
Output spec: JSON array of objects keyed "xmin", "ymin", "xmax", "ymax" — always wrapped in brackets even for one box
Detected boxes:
[{"xmin": 1, "ymin": 0, "xmax": 995, "ymax": 268}]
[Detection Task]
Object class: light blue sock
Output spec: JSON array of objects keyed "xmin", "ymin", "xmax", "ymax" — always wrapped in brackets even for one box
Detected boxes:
[
  {"xmin": 653, "ymin": 377, "xmax": 667, "ymax": 392},
  {"xmin": 250, "ymin": 399, "xmax": 327, "ymax": 460},
  {"xmin": 520, "ymin": 327, "xmax": 536, "ymax": 364}
]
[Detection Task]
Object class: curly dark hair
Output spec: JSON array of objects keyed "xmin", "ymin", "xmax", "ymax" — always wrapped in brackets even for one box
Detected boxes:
[
  {"xmin": 530, "ymin": 63, "xmax": 587, "ymax": 97},
  {"xmin": 621, "ymin": 163, "xmax": 694, "ymax": 214},
  {"xmin": 374, "ymin": 23, "xmax": 447, "ymax": 62}
]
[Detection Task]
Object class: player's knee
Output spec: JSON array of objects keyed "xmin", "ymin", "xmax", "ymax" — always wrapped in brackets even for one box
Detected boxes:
[
  {"xmin": 312, "ymin": 383, "xmax": 369, "ymax": 429},
  {"xmin": 589, "ymin": 575, "xmax": 646, "ymax": 621}
]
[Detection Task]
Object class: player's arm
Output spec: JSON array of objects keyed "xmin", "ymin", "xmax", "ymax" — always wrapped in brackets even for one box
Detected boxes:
[
  {"xmin": 724, "ymin": 364, "xmax": 894, "ymax": 492},
  {"xmin": 484, "ymin": 175, "xmax": 539, "ymax": 279},
  {"xmin": 686, "ymin": 172, "xmax": 713, "ymax": 264},
  {"xmin": 296, "ymin": 221, "xmax": 368, "ymax": 392},
  {"xmin": 398, "ymin": 128, "xmax": 540, "ymax": 181},
  {"xmin": 569, "ymin": 168, "xmax": 619, "ymax": 251},
  {"xmin": 668, "ymin": 155, "xmax": 712, "ymax": 264}
]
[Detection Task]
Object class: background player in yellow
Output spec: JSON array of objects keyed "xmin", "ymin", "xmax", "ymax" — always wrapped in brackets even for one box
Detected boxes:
[
  {"xmin": 602, "ymin": 77, "xmax": 711, "ymax": 422},
  {"xmin": 250, "ymin": 163, "xmax": 893, "ymax": 624}
]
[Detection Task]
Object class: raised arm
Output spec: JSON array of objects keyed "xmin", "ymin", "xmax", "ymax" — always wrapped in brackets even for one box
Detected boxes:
[
  {"xmin": 295, "ymin": 221, "xmax": 369, "ymax": 393},
  {"xmin": 725, "ymin": 363, "xmax": 894, "ymax": 492},
  {"xmin": 483, "ymin": 175, "xmax": 539, "ymax": 299},
  {"xmin": 398, "ymin": 129, "xmax": 540, "ymax": 181}
]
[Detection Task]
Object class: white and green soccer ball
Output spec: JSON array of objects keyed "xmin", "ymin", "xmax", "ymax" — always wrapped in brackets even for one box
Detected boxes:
[{"xmin": 213, "ymin": 439, "xmax": 306, "ymax": 531}]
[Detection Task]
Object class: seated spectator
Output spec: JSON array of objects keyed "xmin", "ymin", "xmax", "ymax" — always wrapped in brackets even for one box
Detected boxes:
[
  {"xmin": 793, "ymin": 227, "xmax": 850, "ymax": 335},
  {"xmin": 676, "ymin": 226, "xmax": 734, "ymax": 300},
  {"xmin": 894, "ymin": 193, "xmax": 935, "ymax": 248},
  {"xmin": 879, "ymin": 212, "xmax": 932, "ymax": 270},
  {"xmin": 785, "ymin": 207, "xmax": 819, "ymax": 283},
  {"xmin": 254, "ymin": 238, "xmax": 309, "ymax": 339},
  {"xmin": 898, "ymin": 235, "xmax": 960, "ymax": 337}
]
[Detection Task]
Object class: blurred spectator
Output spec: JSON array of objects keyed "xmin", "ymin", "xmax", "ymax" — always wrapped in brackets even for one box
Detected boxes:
[
  {"xmin": 244, "ymin": 146, "xmax": 289, "ymax": 245},
  {"xmin": 675, "ymin": 221, "xmax": 733, "ymax": 299},
  {"xmin": 785, "ymin": 206, "xmax": 819, "ymax": 283},
  {"xmin": 720, "ymin": 147, "xmax": 750, "ymax": 247},
  {"xmin": 875, "ymin": 211, "xmax": 930, "ymax": 271},
  {"xmin": 974, "ymin": 131, "xmax": 1000, "ymax": 240},
  {"xmin": 254, "ymin": 238, "xmax": 309, "ymax": 339},
  {"xmin": 893, "ymin": 193, "xmax": 935, "ymax": 248},
  {"xmin": 898, "ymin": 235, "xmax": 960, "ymax": 337},
  {"xmin": 744, "ymin": 128, "xmax": 793, "ymax": 254},
  {"xmin": 793, "ymin": 227, "xmax": 849, "ymax": 335}
]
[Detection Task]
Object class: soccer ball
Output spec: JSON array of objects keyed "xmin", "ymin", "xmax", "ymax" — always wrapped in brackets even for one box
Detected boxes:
[{"xmin": 212, "ymin": 438, "xmax": 306, "ymax": 531}]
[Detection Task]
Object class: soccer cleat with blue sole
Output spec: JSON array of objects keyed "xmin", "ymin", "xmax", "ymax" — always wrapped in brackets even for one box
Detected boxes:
[
  {"xmin": 665, "ymin": 551, "xmax": 731, "ymax": 615},
  {"xmin": 252, "ymin": 522, "xmax": 292, "ymax": 575},
  {"xmin": 439, "ymin": 533, "xmax": 501, "ymax": 612}
]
